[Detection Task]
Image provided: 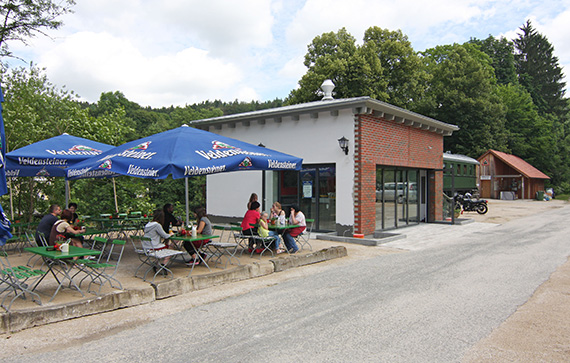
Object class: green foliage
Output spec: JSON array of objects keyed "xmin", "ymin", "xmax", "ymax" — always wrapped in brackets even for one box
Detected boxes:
[
  {"xmin": 69, "ymin": 177, "xmax": 153, "ymax": 217},
  {"xmin": 514, "ymin": 20, "xmax": 567, "ymax": 118},
  {"xmin": 146, "ymin": 176, "xmax": 206, "ymax": 221},
  {"xmin": 363, "ymin": 26, "xmax": 428, "ymax": 108},
  {"xmin": 469, "ymin": 36, "xmax": 517, "ymax": 85},
  {"xmin": 286, "ymin": 28, "xmax": 387, "ymax": 104},
  {"xmin": 0, "ymin": 0, "xmax": 75, "ymax": 59},
  {"xmin": 416, "ymin": 43, "xmax": 507, "ymax": 157}
]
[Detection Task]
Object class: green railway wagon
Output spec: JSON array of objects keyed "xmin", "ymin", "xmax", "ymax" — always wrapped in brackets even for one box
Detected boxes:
[{"xmin": 443, "ymin": 153, "xmax": 479, "ymax": 195}]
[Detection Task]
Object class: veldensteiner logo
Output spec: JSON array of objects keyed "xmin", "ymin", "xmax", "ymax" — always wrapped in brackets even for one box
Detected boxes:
[
  {"xmin": 195, "ymin": 140, "xmax": 268, "ymax": 160},
  {"xmin": 45, "ymin": 145, "xmax": 102, "ymax": 156},
  {"xmin": 100, "ymin": 143, "xmax": 159, "ymax": 177},
  {"xmin": 70, "ymin": 141, "xmax": 159, "ymax": 178},
  {"xmin": 105, "ymin": 141, "xmax": 157, "ymax": 161},
  {"xmin": 17, "ymin": 144, "xmax": 103, "ymax": 167},
  {"xmin": 193, "ymin": 141, "xmax": 297, "ymax": 170}
]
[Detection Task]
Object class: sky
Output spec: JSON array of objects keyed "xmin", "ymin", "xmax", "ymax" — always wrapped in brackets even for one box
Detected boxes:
[{"xmin": 7, "ymin": 0, "xmax": 570, "ymax": 108}]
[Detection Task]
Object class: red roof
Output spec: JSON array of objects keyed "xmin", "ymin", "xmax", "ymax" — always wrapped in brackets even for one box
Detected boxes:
[{"xmin": 478, "ymin": 150, "xmax": 550, "ymax": 179}]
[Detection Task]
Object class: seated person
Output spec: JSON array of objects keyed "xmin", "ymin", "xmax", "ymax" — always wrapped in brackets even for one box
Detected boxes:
[
  {"xmin": 49, "ymin": 209, "xmax": 85, "ymax": 249},
  {"xmin": 282, "ymin": 204, "xmax": 306, "ymax": 254},
  {"xmin": 258, "ymin": 211, "xmax": 284, "ymax": 254},
  {"xmin": 241, "ymin": 201, "xmax": 260, "ymax": 252},
  {"xmin": 68, "ymin": 202, "xmax": 79, "ymax": 224},
  {"xmin": 182, "ymin": 207, "xmax": 212, "ymax": 266},
  {"xmin": 270, "ymin": 202, "xmax": 287, "ymax": 225},
  {"xmin": 247, "ymin": 193, "xmax": 258, "ymax": 210},
  {"xmin": 36, "ymin": 204, "xmax": 61, "ymax": 244},
  {"xmin": 162, "ymin": 203, "xmax": 182, "ymax": 233},
  {"xmin": 144, "ymin": 209, "xmax": 175, "ymax": 265}
]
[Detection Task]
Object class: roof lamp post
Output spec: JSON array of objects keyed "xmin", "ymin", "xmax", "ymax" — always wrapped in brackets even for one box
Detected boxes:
[
  {"xmin": 320, "ymin": 79, "xmax": 335, "ymax": 100},
  {"xmin": 338, "ymin": 136, "xmax": 349, "ymax": 155}
]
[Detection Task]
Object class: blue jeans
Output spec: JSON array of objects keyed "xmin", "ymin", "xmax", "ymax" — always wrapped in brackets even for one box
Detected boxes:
[
  {"xmin": 268, "ymin": 230, "xmax": 281, "ymax": 249},
  {"xmin": 283, "ymin": 231, "xmax": 298, "ymax": 252}
]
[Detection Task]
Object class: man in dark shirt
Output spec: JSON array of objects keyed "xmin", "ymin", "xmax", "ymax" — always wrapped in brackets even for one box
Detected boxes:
[
  {"xmin": 162, "ymin": 203, "xmax": 181, "ymax": 232},
  {"xmin": 35, "ymin": 204, "xmax": 61, "ymax": 244}
]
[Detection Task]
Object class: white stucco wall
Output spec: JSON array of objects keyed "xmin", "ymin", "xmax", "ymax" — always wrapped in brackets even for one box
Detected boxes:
[{"xmin": 206, "ymin": 108, "xmax": 355, "ymax": 227}]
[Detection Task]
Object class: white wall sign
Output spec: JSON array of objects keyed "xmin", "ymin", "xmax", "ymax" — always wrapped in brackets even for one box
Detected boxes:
[{"xmin": 303, "ymin": 181, "xmax": 313, "ymax": 198}]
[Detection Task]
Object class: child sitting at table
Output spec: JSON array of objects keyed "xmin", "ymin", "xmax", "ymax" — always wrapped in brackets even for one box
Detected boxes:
[{"xmin": 258, "ymin": 212, "xmax": 285, "ymax": 254}]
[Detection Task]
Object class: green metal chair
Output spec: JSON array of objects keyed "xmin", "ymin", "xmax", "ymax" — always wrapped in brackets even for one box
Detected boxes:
[{"xmin": 0, "ymin": 251, "xmax": 44, "ymax": 311}]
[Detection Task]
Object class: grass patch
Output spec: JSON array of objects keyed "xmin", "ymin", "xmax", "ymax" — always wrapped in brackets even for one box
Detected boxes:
[{"xmin": 553, "ymin": 194, "xmax": 569, "ymax": 201}]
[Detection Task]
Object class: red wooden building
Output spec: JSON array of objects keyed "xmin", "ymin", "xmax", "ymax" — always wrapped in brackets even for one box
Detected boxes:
[{"xmin": 478, "ymin": 150, "xmax": 549, "ymax": 199}]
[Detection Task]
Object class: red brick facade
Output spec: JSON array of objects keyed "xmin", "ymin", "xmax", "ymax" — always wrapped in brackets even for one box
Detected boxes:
[{"xmin": 354, "ymin": 114, "xmax": 444, "ymax": 234}]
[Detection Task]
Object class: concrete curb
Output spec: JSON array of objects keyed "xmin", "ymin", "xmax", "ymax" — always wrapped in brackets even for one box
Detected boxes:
[
  {"xmin": 272, "ymin": 246, "xmax": 347, "ymax": 272},
  {"xmin": 153, "ymin": 261, "xmax": 274, "ymax": 299},
  {"xmin": 0, "ymin": 246, "xmax": 347, "ymax": 333},
  {"xmin": 317, "ymin": 232, "xmax": 405, "ymax": 246},
  {"xmin": 1, "ymin": 286, "xmax": 155, "ymax": 334}
]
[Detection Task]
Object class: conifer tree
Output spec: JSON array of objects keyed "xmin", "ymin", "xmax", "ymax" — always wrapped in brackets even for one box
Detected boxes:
[{"xmin": 513, "ymin": 20, "xmax": 566, "ymax": 117}]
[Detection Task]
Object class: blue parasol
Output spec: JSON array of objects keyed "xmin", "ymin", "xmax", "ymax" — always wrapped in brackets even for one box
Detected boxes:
[
  {"xmin": 5, "ymin": 133, "xmax": 115, "ymax": 214},
  {"xmin": 66, "ymin": 124, "xmax": 302, "ymax": 180},
  {"xmin": 66, "ymin": 124, "xmax": 303, "ymax": 224},
  {"xmin": 6, "ymin": 133, "xmax": 114, "ymax": 178}
]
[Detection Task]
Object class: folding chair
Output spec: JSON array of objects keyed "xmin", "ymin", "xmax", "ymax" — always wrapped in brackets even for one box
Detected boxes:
[
  {"xmin": 131, "ymin": 235, "xmax": 153, "ymax": 279},
  {"xmin": 208, "ymin": 226, "xmax": 241, "ymax": 268},
  {"xmin": 3, "ymin": 235, "xmax": 23, "ymax": 255},
  {"xmin": 233, "ymin": 230, "xmax": 251, "ymax": 256},
  {"xmin": 21, "ymin": 230, "xmax": 38, "ymax": 250},
  {"xmin": 251, "ymin": 235, "xmax": 276, "ymax": 259},
  {"xmin": 79, "ymin": 239, "xmax": 126, "ymax": 295},
  {"xmin": 294, "ymin": 218, "xmax": 314, "ymax": 252},
  {"xmin": 27, "ymin": 231, "xmax": 47, "ymax": 267},
  {"xmin": 0, "ymin": 252, "xmax": 44, "ymax": 311},
  {"xmin": 86, "ymin": 236, "xmax": 114, "ymax": 261},
  {"xmin": 132, "ymin": 236, "xmax": 185, "ymax": 283}
]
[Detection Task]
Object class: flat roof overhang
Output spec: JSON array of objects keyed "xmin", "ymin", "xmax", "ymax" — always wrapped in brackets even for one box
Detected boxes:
[{"xmin": 189, "ymin": 97, "xmax": 459, "ymax": 136}]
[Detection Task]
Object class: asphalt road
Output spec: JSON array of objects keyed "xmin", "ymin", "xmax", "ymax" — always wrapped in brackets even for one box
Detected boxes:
[{"xmin": 5, "ymin": 204, "xmax": 570, "ymax": 362}]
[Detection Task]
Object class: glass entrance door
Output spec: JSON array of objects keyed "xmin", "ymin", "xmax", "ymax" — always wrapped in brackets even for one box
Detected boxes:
[
  {"xmin": 278, "ymin": 164, "xmax": 336, "ymax": 232},
  {"xmin": 376, "ymin": 166, "xmax": 422, "ymax": 230}
]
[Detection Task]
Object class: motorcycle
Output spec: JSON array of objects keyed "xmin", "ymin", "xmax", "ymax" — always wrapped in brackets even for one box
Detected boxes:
[{"xmin": 454, "ymin": 193, "xmax": 488, "ymax": 214}]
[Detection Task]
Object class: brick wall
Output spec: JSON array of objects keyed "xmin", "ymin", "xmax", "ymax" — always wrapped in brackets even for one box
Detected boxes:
[{"xmin": 354, "ymin": 114, "xmax": 444, "ymax": 234}]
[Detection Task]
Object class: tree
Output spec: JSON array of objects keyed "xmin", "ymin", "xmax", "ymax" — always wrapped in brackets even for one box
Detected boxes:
[
  {"xmin": 363, "ymin": 26, "xmax": 427, "ymax": 108},
  {"xmin": 513, "ymin": 20, "xmax": 567, "ymax": 117},
  {"xmin": 0, "ymin": 0, "xmax": 75, "ymax": 59},
  {"xmin": 286, "ymin": 28, "xmax": 386, "ymax": 104},
  {"xmin": 469, "ymin": 35, "xmax": 517, "ymax": 86},
  {"xmin": 1, "ymin": 66, "xmax": 133, "ymax": 149},
  {"xmin": 415, "ymin": 43, "xmax": 508, "ymax": 157},
  {"xmin": 494, "ymin": 83, "xmax": 555, "ymax": 170}
]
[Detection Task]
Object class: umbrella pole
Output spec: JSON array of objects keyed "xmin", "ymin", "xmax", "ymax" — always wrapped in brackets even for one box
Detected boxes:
[
  {"xmin": 113, "ymin": 178, "xmax": 119, "ymax": 213},
  {"xmin": 9, "ymin": 179, "xmax": 13, "ymax": 220},
  {"xmin": 65, "ymin": 180, "xmax": 70, "ymax": 208},
  {"xmin": 185, "ymin": 178, "xmax": 189, "ymax": 227}
]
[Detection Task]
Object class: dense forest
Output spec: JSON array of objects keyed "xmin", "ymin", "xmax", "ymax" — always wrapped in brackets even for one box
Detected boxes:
[{"xmin": 0, "ymin": 15, "xmax": 568, "ymax": 221}]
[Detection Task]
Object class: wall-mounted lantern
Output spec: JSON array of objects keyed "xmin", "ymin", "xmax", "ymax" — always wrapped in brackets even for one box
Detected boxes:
[{"xmin": 338, "ymin": 136, "xmax": 349, "ymax": 155}]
